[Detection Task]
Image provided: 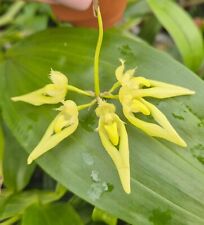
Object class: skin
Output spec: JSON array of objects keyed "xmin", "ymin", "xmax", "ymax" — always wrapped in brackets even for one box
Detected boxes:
[{"xmin": 36, "ymin": 0, "xmax": 93, "ymax": 10}]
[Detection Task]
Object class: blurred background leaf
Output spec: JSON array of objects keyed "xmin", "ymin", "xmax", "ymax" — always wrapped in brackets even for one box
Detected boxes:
[
  {"xmin": 92, "ymin": 208, "xmax": 117, "ymax": 225},
  {"xmin": 21, "ymin": 203, "xmax": 84, "ymax": 225},
  {"xmin": 147, "ymin": 0, "xmax": 204, "ymax": 71},
  {"xmin": 2, "ymin": 126, "xmax": 36, "ymax": 192}
]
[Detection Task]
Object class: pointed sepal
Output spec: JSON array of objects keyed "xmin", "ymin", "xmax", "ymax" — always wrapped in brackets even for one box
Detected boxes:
[{"xmin": 11, "ymin": 70, "xmax": 68, "ymax": 106}]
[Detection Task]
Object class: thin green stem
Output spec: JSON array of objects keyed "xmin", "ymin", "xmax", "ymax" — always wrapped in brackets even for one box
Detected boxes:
[
  {"xmin": 77, "ymin": 100, "xmax": 97, "ymax": 111},
  {"xmin": 108, "ymin": 81, "xmax": 121, "ymax": 93},
  {"xmin": 67, "ymin": 85, "xmax": 94, "ymax": 97},
  {"xmin": 94, "ymin": 6, "xmax": 103, "ymax": 97},
  {"xmin": 102, "ymin": 94, "xmax": 119, "ymax": 99},
  {"xmin": 0, "ymin": 1, "xmax": 25, "ymax": 27}
]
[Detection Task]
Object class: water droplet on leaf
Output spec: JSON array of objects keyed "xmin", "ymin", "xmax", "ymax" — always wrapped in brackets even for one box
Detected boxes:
[{"xmin": 82, "ymin": 152, "xmax": 94, "ymax": 166}]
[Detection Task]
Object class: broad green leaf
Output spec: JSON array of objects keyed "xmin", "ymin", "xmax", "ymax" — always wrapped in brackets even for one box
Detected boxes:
[
  {"xmin": 147, "ymin": 0, "xmax": 204, "ymax": 71},
  {"xmin": 0, "ymin": 191, "xmax": 38, "ymax": 220},
  {"xmin": 21, "ymin": 203, "xmax": 83, "ymax": 225},
  {"xmin": 2, "ymin": 126, "xmax": 36, "ymax": 192},
  {"xmin": 1, "ymin": 28, "xmax": 204, "ymax": 225},
  {"xmin": 0, "ymin": 187, "xmax": 66, "ymax": 220}
]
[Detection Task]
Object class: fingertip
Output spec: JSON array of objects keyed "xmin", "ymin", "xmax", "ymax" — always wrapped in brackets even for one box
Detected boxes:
[{"xmin": 59, "ymin": 0, "xmax": 92, "ymax": 11}]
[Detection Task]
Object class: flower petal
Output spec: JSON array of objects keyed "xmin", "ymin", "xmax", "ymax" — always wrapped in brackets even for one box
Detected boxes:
[
  {"xmin": 11, "ymin": 83, "xmax": 68, "ymax": 106},
  {"xmin": 115, "ymin": 59, "xmax": 125, "ymax": 82},
  {"xmin": 123, "ymin": 98, "xmax": 186, "ymax": 147},
  {"xmin": 27, "ymin": 100, "xmax": 78, "ymax": 164},
  {"xmin": 130, "ymin": 99, "xmax": 150, "ymax": 115},
  {"xmin": 96, "ymin": 101, "xmax": 130, "ymax": 194},
  {"xmin": 132, "ymin": 86, "xmax": 195, "ymax": 99},
  {"xmin": 98, "ymin": 115, "xmax": 130, "ymax": 194},
  {"xmin": 49, "ymin": 69, "xmax": 68, "ymax": 86},
  {"xmin": 104, "ymin": 121, "xmax": 119, "ymax": 146}
]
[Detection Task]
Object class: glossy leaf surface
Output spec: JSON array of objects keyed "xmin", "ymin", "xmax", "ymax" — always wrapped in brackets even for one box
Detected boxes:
[{"xmin": 0, "ymin": 28, "xmax": 204, "ymax": 225}]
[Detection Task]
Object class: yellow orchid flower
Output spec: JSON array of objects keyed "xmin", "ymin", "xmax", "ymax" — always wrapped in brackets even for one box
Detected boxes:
[
  {"xmin": 27, "ymin": 100, "xmax": 78, "ymax": 164},
  {"xmin": 116, "ymin": 60, "xmax": 195, "ymax": 147},
  {"xmin": 96, "ymin": 100, "xmax": 130, "ymax": 194},
  {"xmin": 11, "ymin": 70, "xmax": 68, "ymax": 106},
  {"xmin": 115, "ymin": 59, "xmax": 195, "ymax": 96}
]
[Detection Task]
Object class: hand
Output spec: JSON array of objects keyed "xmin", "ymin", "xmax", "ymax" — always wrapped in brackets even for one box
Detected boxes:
[{"xmin": 36, "ymin": 0, "xmax": 92, "ymax": 10}]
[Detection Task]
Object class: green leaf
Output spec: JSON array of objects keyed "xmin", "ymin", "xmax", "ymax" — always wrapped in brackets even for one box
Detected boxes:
[
  {"xmin": 1, "ymin": 28, "xmax": 204, "ymax": 225},
  {"xmin": 92, "ymin": 208, "xmax": 117, "ymax": 225},
  {"xmin": 21, "ymin": 203, "xmax": 83, "ymax": 225},
  {"xmin": 147, "ymin": 0, "xmax": 204, "ymax": 71},
  {"xmin": 0, "ymin": 121, "xmax": 4, "ymax": 186},
  {"xmin": 2, "ymin": 126, "xmax": 36, "ymax": 192},
  {"xmin": 0, "ymin": 187, "xmax": 66, "ymax": 220},
  {"xmin": 0, "ymin": 191, "xmax": 38, "ymax": 220}
]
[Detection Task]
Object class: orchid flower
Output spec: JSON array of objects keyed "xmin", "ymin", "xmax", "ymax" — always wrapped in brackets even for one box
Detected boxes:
[
  {"xmin": 96, "ymin": 100, "xmax": 130, "ymax": 194},
  {"xmin": 27, "ymin": 100, "xmax": 79, "ymax": 164},
  {"xmin": 116, "ymin": 60, "xmax": 195, "ymax": 147},
  {"xmin": 12, "ymin": 70, "xmax": 68, "ymax": 106}
]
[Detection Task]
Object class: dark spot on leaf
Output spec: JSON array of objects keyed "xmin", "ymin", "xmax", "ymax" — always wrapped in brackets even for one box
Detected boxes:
[
  {"xmin": 190, "ymin": 144, "xmax": 204, "ymax": 164},
  {"xmin": 172, "ymin": 113, "xmax": 184, "ymax": 120},
  {"xmin": 149, "ymin": 208, "xmax": 172, "ymax": 225},
  {"xmin": 119, "ymin": 44, "xmax": 135, "ymax": 58},
  {"xmin": 197, "ymin": 119, "xmax": 204, "ymax": 128},
  {"xmin": 106, "ymin": 183, "xmax": 114, "ymax": 192},
  {"xmin": 186, "ymin": 105, "xmax": 200, "ymax": 119}
]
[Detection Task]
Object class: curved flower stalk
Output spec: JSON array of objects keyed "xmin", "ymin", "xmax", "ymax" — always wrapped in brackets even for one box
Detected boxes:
[
  {"xmin": 12, "ymin": 70, "xmax": 68, "ymax": 106},
  {"xmin": 116, "ymin": 60, "xmax": 195, "ymax": 147},
  {"xmin": 27, "ymin": 100, "xmax": 78, "ymax": 164},
  {"xmin": 96, "ymin": 101, "xmax": 130, "ymax": 194}
]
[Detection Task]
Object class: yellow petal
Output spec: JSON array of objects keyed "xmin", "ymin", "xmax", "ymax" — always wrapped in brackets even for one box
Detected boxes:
[
  {"xmin": 98, "ymin": 114, "xmax": 130, "ymax": 194},
  {"xmin": 130, "ymin": 99, "xmax": 150, "ymax": 115},
  {"xmin": 148, "ymin": 79, "xmax": 195, "ymax": 96},
  {"xmin": 122, "ymin": 68, "xmax": 135, "ymax": 85},
  {"xmin": 128, "ymin": 77, "xmax": 150, "ymax": 89},
  {"xmin": 123, "ymin": 99, "xmax": 186, "ymax": 147},
  {"xmin": 53, "ymin": 114, "xmax": 69, "ymax": 133},
  {"xmin": 27, "ymin": 100, "xmax": 78, "ymax": 164},
  {"xmin": 104, "ymin": 121, "xmax": 119, "ymax": 146},
  {"xmin": 49, "ymin": 69, "xmax": 68, "ymax": 86},
  {"xmin": 115, "ymin": 59, "xmax": 125, "ymax": 83},
  {"xmin": 132, "ymin": 87, "xmax": 195, "ymax": 99},
  {"xmin": 118, "ymin": 86, "xmax": 133, "ymax": 105},
  {"xmin": 115, "ymin": 60, "xmax": 136, "ymax": 86},
  {"xmin": 11, "ymin": 84, "xmax": 67, "ymax": 106}
]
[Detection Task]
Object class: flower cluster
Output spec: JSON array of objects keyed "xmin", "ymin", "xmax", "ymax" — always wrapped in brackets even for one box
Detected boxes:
[{"xmin": 12, "ymin": 60, "xmax": 195, "ymax": 194}]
